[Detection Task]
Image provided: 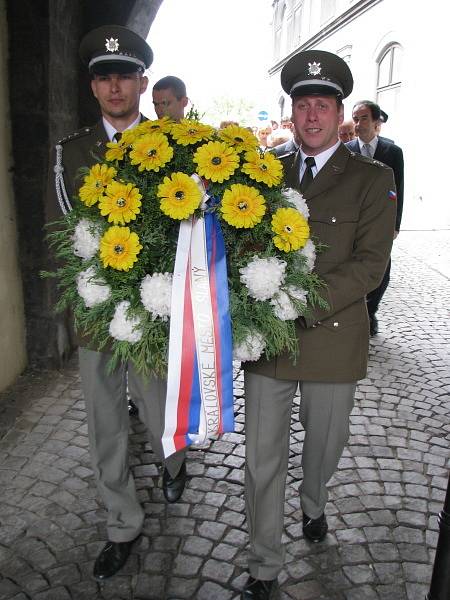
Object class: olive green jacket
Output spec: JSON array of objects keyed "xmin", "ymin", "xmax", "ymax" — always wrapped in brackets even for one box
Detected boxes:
[
  {"xmin": 244, "ymin": 143, "xmax": 397, "ymax": 382},
  {"xmin": 47, "ymin": 121, "xmax": 110, "ymax": 225}
]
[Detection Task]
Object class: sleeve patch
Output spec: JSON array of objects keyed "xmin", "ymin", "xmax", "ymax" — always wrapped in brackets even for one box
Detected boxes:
[{"xmin": 388, "ymin": 190, "xmax": 397, "ymax": 201}]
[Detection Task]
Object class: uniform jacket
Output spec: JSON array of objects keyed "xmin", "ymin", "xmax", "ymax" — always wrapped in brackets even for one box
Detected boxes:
[
  {"xmin": 46, "ymin": 119, "xmax": 139, "ymax": 351},
  {"xmin": 271, "ymin": 138, "xmax": 299, "ymax": 158},
  {"xmin": 244, "ymin": 143, "xmax": 396, "ymax": 382},
  {"xmin": 346, "ymin": 137, "xmax": 404, "ymax": 231},
  {"xmin": 47, "ymin": 121, "xmax": 110, "ymax": 225}
]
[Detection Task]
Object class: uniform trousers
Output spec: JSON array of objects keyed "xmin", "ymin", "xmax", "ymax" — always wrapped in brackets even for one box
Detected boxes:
[
  {"xmin": 79, "ymin": 347, "xmax": 185, "ymax": 543},
  {"xmin": 367, "ymin": 257, "xmax": 391, "ymax": 317},
  {"xmin": 244, "ymin": 372, "xmax": 356, "ymax": 580}
]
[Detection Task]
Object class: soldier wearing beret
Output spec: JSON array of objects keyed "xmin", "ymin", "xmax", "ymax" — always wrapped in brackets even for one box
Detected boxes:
[
  {"xmin": 240, "ymin": 50, "xmax": 396, "ymax": 599},
  {"xmin": 47, "ymin": 25, "xmax": 187, "ymax": 581}
]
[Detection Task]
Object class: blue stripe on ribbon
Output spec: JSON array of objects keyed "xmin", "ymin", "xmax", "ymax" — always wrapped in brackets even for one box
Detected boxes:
[
  {"xmin": 205, "ymin": 213, "xmax": 235, "ymax": 432},
  {"xmin": 186, "ymin": 347, "xmax": 201, "ymax": 447}
]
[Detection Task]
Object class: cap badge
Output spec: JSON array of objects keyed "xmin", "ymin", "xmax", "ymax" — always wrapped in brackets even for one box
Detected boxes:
[
  {"xmin": 105, "ymin": 37, "xmax": 120, "ymax": 53},
  {"xmin": 307, "ymin": 62, "xmax": 321, "ymax": 76}
]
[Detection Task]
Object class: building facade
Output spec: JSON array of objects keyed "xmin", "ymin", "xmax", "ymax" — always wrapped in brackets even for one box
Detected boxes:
[{"xmin": 269, "ymin": 0, "xmax": 449, "ymax": 230}]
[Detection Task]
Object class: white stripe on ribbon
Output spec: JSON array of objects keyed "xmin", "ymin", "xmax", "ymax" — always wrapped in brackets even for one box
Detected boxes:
[
  {"xmin": 162, "ymin": 175, "xmax": 221, "ymax": 457},
  {"xmin": 163, "ymin": 217, "xmax": 192, "ymax": 458},
  {"xmin": 188, "ymin": 215, "xmax": 220, "ymax": 447}
]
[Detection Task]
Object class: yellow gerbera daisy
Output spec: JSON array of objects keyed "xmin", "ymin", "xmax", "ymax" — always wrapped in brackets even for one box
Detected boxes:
[
  {"xmin": 157, "ymin": 172, "xmax": 202, "ymax": 220},
  {"xmin": 193, "ymin": 141, "xmax": 239, "ymax": 183},
  {"xmin": 218, "ymin": 125, "xmax": 258, "ymax": 153},
  {"xmin": 105, "ymin": 141, "xmax": 126, "ymax": 162},
  {"xmin": 271, "ymin": 207, "xmax": 310, "ymax": 252},
  {"xmin": 135, "ymin": 117, "xmax": 174, "ymax": 136},
  {"xmin": 171, "ymin": 119, "xmax": 215, "ymax": 146},
  {"xmin": 242, "ymin": 150, "xmax": 283, "ymax": 187},
  {"xmin": 129, "ymin": 132, "xmax": 174, "ymax": 172},
  {"xmin": 220, "ymin": 184, "xmax": 266, "ymax": 229},
  {"xmin": 98, "ymin": 181, "xmax": 142, "ymax": 225},
  {"xmin": 79, "ymin": 164, "xmax": 117, "ymax": 206},
  {"xmin": 100, "ymin": 226, "xmax": 142, "ymax": 271},
  {"xmin": 105, "ymin": 130, "xmax": 139, "ymax": 161}
]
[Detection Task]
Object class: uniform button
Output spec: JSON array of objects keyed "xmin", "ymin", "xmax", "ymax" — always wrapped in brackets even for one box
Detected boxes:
[
  {"xmin": 333, "ymin": 321, "xmax": 339, "ymax": 327},
  {"xmin": 331, "ymin": 217, "xmax": 337, "ymax": 223}
]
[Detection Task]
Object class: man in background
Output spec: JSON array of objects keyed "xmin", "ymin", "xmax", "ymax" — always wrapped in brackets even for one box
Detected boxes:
[
  {"xmin": 152, "ymin": 75, "xmax": 188, "ymax": 121},
  {"xmin": 348, "ymin": 100, "xmax": 404, "ymax": 335},
  {"xmin": 338, "ymin": 119, "xmax": 355, "ymax": 142},
  {"xmin": 376, "ymin": 108, "xmax": 394, "ymax": 143}
]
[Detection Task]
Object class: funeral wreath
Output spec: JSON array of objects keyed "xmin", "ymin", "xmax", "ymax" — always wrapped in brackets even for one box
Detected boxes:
[{"xmin": 45, "ymin": 118, "xmax": 327, "ymax": 375}]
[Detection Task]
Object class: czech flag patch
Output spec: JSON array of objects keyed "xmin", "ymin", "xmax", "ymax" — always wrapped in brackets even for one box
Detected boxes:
[{"xmin": 388, "ymin": 190, "xmax": 397, "ymax": 201}]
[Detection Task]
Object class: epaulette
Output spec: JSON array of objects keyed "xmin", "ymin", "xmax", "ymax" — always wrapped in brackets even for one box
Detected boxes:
[
  {"xmin": 57, "ymin": 126, "xmax": 93, "ymax": 145},
  {"xmin": 348, "ymin": 151, "xmax": 390, "ymax": 170},
  {"xmin": 53, "ymin": 128, "xmax": 90, "ymax": 215},
  {"xmin": 278, "ymin": 150, "xmax": 297, "ymax": 160}
]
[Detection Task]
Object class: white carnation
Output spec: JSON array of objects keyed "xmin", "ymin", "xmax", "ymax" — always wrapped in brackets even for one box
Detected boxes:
[
  {"xmin": 240, "ymin": 256, "xmax": 286, "ymax": 301},
  {"xmin": 287, "ymin": 285, "xmax": 308, "ymax": 304},
  {"xmin": 109, "ymin": 301, "xmax": 143, "ymax": 343},
  {"xmin": 73, "ymin": 219, "xmax": 101, "ymax": 260},
  {"xmin": 271, "ymin": 286, "xmax": 308, "ymax": 321},
  {"xmin": 76, "ymin": 266, "xmax": 111, "ymax": 307},
  {"xmin": 233, "ymin": 331, "xmax": 266, "ymax": 362},
  {"xmin": 282, "ymin": 187, "xmax": 310, "ymax": 219},
  {"xmin": 140, "ymin": 273, "xmax": 172, "ymax": 321},
  {"xmin": 297, "ymin": 239, "xmax": 316, "ymax": 272},
  {"xmin": 271, "ymin": 290, "xmax": 298, "ymax": 321}
]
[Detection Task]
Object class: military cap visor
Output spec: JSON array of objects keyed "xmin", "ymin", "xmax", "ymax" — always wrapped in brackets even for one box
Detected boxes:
[
  {"xmin": 79, "ymin": 25, "xmax": 153, "ymax": 74},
  {"xmin": 281, "ymin": 50, "xmax": 353, "ymax": 99}
]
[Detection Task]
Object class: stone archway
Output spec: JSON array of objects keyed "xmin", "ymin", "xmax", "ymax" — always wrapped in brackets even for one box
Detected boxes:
[{"xmin": 4, "ymin": 0, "xmax": 163, "ymax": 373}]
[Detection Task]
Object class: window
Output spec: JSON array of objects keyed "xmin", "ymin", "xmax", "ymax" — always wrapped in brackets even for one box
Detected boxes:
[
  {"xmin": 274, "ymin": 2, "xmax": 286, "ymax": 60},
  {"xmin": 279, "ymin": 4, "xmax": 288, "ymax": 57},
  {"xmin": 376, "ymin": 44, "xmax": 403, "ymax": 136},
  {"xmin": 321, "ymin": 0, "xmax": 336, "ymax": 24},
  {"xmin": 293, "ymin": 2, "xmax": 303, "ymax": 45}
]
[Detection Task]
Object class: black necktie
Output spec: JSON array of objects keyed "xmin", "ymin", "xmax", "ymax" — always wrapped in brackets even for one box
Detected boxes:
[
  {"xmin": 300, "ymin": 157, "xmax": 316, "ymax": 193},
  {"xmin": 113, "ymin": 132, "xmax": 122, "ymax": 142}
]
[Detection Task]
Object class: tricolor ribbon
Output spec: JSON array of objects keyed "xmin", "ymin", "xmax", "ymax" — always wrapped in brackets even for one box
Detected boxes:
[{"xmin": 162, "ymin": 175, "xmax": 234, "ymax": 457}]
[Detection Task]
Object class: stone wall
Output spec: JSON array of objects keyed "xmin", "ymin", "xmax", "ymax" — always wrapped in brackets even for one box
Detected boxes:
[
  {"xmin": 4, "ymin": 0, "xmax": 160, "ymax": 379},
  {"xmin": 0, "ymin": 0, "xmax": 27, "ymax": 389}
]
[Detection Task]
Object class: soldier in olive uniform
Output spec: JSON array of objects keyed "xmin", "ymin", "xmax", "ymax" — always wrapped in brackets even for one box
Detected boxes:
[
  {"xmin": 240, "ymin": 51, "xmax": 397, "ymax": 600},
  {"xmin": 47, "ymin": 25, "xmax": 186, "ymax": 581}
]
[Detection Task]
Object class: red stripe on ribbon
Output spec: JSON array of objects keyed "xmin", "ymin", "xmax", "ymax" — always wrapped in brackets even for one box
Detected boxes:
[{"xmin": 174, "ymin": 258, "xmax": 195, "ymax": 452}]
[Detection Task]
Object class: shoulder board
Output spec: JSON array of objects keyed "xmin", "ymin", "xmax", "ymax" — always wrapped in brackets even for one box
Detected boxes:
[
  {"xmin": 348, "ymin": 151, "xmax": 390, "ymax": 170},
  {"xmin": 57, "ymin": 126, "xmax": 93, "ymax": 145},
  {"xmin": 278, "ymin": 150, "xmax": 297, "ymax": 160}
]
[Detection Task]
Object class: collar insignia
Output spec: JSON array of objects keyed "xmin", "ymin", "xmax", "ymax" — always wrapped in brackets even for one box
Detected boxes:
[
  {"xmin": 105, "ymin": 38, "xmax": 120, "ymax": 53},
  {"xmin": 307, "ymin": 62, "xmax": 321, "ymax": 76}
]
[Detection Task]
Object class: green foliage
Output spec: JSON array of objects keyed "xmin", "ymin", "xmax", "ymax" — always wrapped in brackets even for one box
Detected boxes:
[{"xmin": 43, "ymin": 119, "xmax": 328, "ymax": 376}]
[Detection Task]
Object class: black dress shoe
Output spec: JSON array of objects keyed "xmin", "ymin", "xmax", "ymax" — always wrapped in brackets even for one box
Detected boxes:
[
  {"xmin": 93, "ymin": 539, "xmax": 135, "ymax": 580},
  {"xmin": 128, "ymin": 398, "xmax": 139, "ymax": 417},
  {"xmin": 162, "ymin": 460, "xmax": 186, "ymax": 503},
  {"xmin": 241, "ymin": 576, "xmax": 278, "ymax": 599},
  {"xmin": 369, "ymin": 315, "xmax": 378, "ymax": 336},
  {"xmin": 303, "ymin": 513, "xmax": 328, "ymax": 543}
]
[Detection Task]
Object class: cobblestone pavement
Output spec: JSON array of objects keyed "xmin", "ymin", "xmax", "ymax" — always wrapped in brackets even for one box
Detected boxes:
[{"xmin": 1, "ymin": 230, "xmax": 449, "ymax": 600}]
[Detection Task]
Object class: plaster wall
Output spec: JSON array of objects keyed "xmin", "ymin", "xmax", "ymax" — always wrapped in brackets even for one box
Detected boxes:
[{"xmin": 271, "ymin": 0, "xmax": 449, "ymax": 230}]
